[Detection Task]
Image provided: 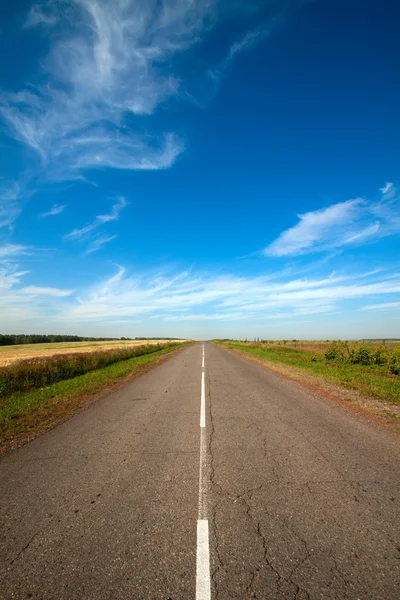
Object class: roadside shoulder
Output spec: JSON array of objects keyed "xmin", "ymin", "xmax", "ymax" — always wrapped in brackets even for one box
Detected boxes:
[{"xmin": 215, "ymin": 343, "xmax": 400, "ymax": 433}]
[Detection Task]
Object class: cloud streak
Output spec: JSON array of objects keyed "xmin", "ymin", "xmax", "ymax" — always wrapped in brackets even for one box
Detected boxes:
[
  {"xmin": 0, "ymin": 0, "xmax": 216, "ymax": 180},
  {"xmin": 24, "ymin": 3, "xmax": 58, "ymax": 28},
  {"xmin": 0, "ymin": 243, "xmax": 30, "ymax": 260},
  {"xmin": 85, "ymin": 234, "xmax": 118, "ymax": 254},
  {"xmin": 57, "ymin": 266, "xmax": 400, "ymax": 323},
  {"xmin": 0, "ymin": 182, "xmax": 23, "ymax": 230},
  {"xmin": 1, "ymin": 254, "xmax": 399, "ymax": 333},
  {"xmin": 264, "ymin": 184, "xmax": 400, "ymax": 256},
  {"xmin": 18, "ymin": 286, "xmax": 75, "ymax": 297},
  {"xmin": 0, "ymin": 255, "xmax": 73, "ymax": 325},
  {"xmin": 40, "ymin": 204, "xmax": 65, "ymax": 218},
  {"xmin": 65, "ymin": 196, "xmax": 127, "ymax": 241},
  {"xmin": 361, "ymin": 301, "xmax": 400, "ymax": 312},
  {"xmin": 1, "ymin": 0, "xmax": 309, "ymax": 184}
]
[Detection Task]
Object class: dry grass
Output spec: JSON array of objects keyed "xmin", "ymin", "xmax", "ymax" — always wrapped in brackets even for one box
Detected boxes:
[
  {"xmin": 0, "ymin": 344, "xmax": 188, "ymax": 456},
  {"xmin": 0, "ymin": 339, "xmax": 186, "ymax": 366},
  {"xmin": 216, "ymin": 340, "xmax": 400, "ymax": 414},
  {"xmin": 255, "ymin": 340, "xmax": 400, "ymax": 356}
]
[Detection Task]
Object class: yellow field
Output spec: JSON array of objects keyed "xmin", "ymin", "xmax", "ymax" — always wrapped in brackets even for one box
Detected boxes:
[{"xmin": 0, "ymin": 340, "xmax": 185, "ymax": 366}]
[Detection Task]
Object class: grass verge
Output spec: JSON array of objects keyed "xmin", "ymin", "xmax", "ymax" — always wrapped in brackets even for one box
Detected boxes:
[
  {"xmin": 0, "ymin": 339, "xmax": 185, "ymax": 367},
  {"xmin": 0, "ymin": 343, "xmax": 184, "ymax": 395},
  {"xmin": 0, "ymin": 343, "xmax": 189, "ymax": 456},
  {"xmin": 215, "ymin": 341, "xmax": 400, "ymax": 423}
]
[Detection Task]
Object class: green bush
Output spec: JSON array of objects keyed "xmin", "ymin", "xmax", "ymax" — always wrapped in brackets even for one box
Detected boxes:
[
  {"xmin": 389, "ymin": 350, "xmax": 400, "ymax": 375},
  {"xmin": 373, "ymin": 347, "xmax": 389, "ymax": 365},
  {"xmin": 349, "ymin": 346, "xmax": 373, "ymax": 365},
  {"xmin": 323, "ymin": 342, "xmax": 400, "ymax": 375},
  {"xmin": 325, "ymin": 343, "xmax": 344, "ymax": 361}
]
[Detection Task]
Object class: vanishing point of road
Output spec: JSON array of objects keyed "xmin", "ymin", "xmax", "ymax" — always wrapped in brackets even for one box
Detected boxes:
[{"xmin": 1, "ymin": 342, "xmax": 399, "ymax": 599}]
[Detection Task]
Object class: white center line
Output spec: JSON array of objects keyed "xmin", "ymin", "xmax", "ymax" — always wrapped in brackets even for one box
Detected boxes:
[
  {"xmin": 196, "ymin": 343, "xmax": 211, "ymax": 600},
  {"xmin": 196, "ymin": 519, "xmax": 211, "ymax": 600},
  {"xmin": 200, "ymin": 371, "xmax": 206, "ymax": 428}
]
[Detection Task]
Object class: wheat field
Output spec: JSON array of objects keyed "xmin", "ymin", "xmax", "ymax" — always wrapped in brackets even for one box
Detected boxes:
[{"xmin": 0, "ymin": 340, "xmax": 185, "ymax": 366}]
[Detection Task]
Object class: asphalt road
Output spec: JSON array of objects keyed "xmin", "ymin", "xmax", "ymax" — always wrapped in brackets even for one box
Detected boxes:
[{"xmin": 0, "ymin": 342, "xmax": 399, "ymax": 599}]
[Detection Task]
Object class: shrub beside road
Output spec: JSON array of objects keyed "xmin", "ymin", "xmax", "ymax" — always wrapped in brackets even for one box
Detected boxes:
[{"xmin": 215, "ymin": 340, "xmax": 400, "ymax": 406}]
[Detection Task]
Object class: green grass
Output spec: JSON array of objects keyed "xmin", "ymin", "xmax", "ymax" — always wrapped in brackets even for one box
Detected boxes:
[
  {"xmin": 217, "ymin": 342, "xmax": 400, "ymax": 405},
  {"xmin": 0, "ymin": 343, "xmax": 188, "ymax": 453},
  {"xmin": 0, "ymin": 343, "xmax": 180, "ymax": 396}
]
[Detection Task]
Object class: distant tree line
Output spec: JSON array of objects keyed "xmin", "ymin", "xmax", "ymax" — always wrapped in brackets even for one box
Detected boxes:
[
  {"xmin": 0, "ymin": 334, "xmax": 130, "ymax": 346},
  {"xmin": 0, "ymin": 334, "xmax": 185, "ymax": 346}
]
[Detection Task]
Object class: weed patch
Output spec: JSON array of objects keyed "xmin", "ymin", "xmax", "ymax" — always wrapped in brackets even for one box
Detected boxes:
[{"xmin": 216, "ymin": 341, "xmax": 400, "ymax": 405}]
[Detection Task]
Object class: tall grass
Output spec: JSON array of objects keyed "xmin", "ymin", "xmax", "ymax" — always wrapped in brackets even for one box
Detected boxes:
[
  {"xmin": 324, "ymin": 341, "xmax": 400, "ymax": 374},
  {"xmin": 216, "ymin": 341, "xmax": 400, "ymax": 405},
  {"xmin": 0, "ymin": 343, "xmax": 177, "ymax": 397}
]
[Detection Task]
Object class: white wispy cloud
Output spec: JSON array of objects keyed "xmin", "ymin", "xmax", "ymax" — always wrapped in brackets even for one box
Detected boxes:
[
  {"xmin": 65, "ymin": 196, "xmax": 127, "ymax": 241},
  {"xmin": 0, "ymin": 182, "xmax": 23, "ymax": 230},
  {"xmin": 0, "ymin": 0, "xmax": 217, "ymax": 179},
  {"xmin": 265, "ymin": 198, "xmax": 364, "ymax": 256},
  {"xmin": 361, "ymin": 301, "xmax": 400, "ymax": 311},
  {"xmin": 1, "ymin": 1, "xmax": 307, "ymax": 183},
  {"xmin": 18, "ymin": 286, "xmax": 75, "ymax": 297},
  {"xmin": 200, "ymin": 2, "xmax": 310, "ymax": 107},
  {"xmin": 264, "ymin": 184, "xmax": 400, "ymax": 256},
  {"xmin": 1, "ymin": 257, "xmax": 399, "ymax": 332},
  {"xmin": 380, "ymin": 182, "xmax": 395, "ymax": 200},
  {"xmin": 0, "ymin": 258, "xmax": 73, "ymax": 325},
  {"xmin": 85, "ymin": 234, "xmax": 118, "ymax": 254},
  {"xmin": 0, "ymin": 0, "xmax": 306, "ymax": 254},
  {"xmin": 24, "ymin": 2, "xmax": 58, "ymax": 28},
  {"xmin": 0, "ymin": 248, "xmax": 30, "ymax": 295},
  {"xmin": 57, "ymin": 265, "xmax": 400, "ymax": 323},
  {"xmin": 210, "ymin": 25, "xmax": 275, "ymax": 81},
  {"xmin": 40, "ymin": 204, "xmax": 65, "ymax": 218},
  {"xmin": 342, "ymin": 223, "xmax": 380, "ymax": 244},
  {"xmin": 0, "ymin": 243, "xmax": 30, "ymax": 260},
  {"xmin": 0, "ymin": 269, "xmax": 29, "ymax": 292}
]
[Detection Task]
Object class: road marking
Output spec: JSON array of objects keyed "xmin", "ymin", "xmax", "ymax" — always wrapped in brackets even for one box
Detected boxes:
[
  {"xmin": 196, "ymin": 344, "xmax": 211, "ymax": 600},
  {"xmin": 198, "ymin": 427, "xmax": 207, "ymax": 518},
  {"xmin": 196, "ymin": 519, "xmax": 211, "ymax": 600},
  {"xmin": 200, "ymin": 372, "xmax": 206, "ymax": 428}
]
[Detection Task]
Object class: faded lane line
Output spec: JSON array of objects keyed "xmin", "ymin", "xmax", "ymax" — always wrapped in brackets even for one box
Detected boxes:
[{"xmin": 196, "ymin": 344, "xmax": 211, "ymax": 600}]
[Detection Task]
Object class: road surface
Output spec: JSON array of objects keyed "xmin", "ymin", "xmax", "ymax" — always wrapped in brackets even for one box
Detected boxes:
[{"xmin": 1, "ymin": 342, "xmax": 399, "ymax": 599}]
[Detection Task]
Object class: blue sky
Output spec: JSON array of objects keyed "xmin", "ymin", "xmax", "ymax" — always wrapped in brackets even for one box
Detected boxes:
[{"xmin": 0, "ymin": 0, "xmax": 399, "ymax": 340}]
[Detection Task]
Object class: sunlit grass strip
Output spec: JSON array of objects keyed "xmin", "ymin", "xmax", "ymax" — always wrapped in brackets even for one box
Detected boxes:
[
  {"xmin": 216, "ymin": 342, "xmax": 400, "ymax": 405},
  {"xmin": 0, "ymin": 343, "xmax": 177, "ymax": 397},
  {"xmin": 0, "ymin": 344, "xmax": 187, "ymax": 454},
  {"xmin": 0, "ymin": 339, "xmax": 185, "ymax": 367}
]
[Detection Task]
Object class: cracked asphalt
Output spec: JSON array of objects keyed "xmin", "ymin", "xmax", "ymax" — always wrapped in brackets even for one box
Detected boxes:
[{"xmin": 1, "ymin": 342, "xmax": 399, "ymax": 599}]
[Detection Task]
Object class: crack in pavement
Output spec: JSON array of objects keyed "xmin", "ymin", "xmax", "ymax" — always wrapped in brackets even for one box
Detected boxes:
[
  {"xmin": 9, "ymin": 525, "xmax": 46, "ymax": 567},
  {"xmin": 207, "ymin": 372, "xmax": 226, "ymax": 600},
  {"xmin": 207, "ymin": 375, "xmax": 313, "ymax": 599},
  {"xmin": 241, "ymin": 489, "xmax": 311, "ymax": 599}
]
